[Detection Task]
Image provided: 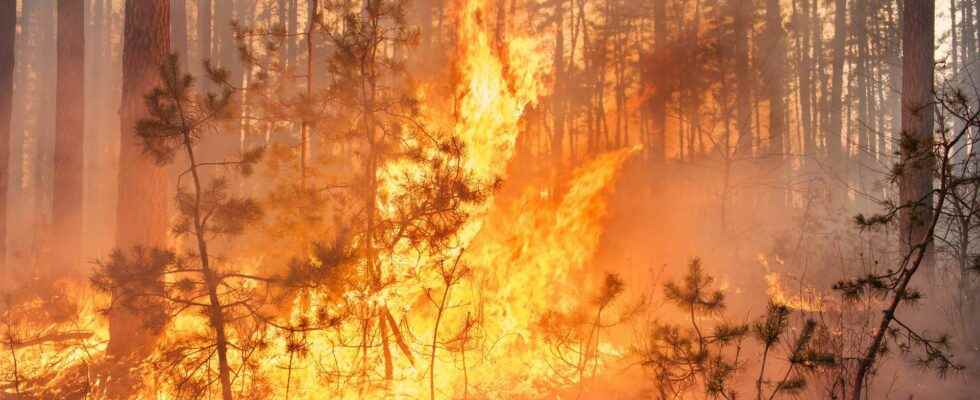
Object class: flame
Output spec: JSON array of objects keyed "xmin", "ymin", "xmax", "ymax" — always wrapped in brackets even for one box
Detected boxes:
[
  {"xmin": 2, "ymin": 0, "xmax": 641, "ymax": 398},
  {"xmin": 453, "ymin": 0, "xmax": 546, "ymax": 184},
  {"xmin": 243, "ymin": 0, "xmax": 639, "ymax": 396},
  {"xmin": 0, "ymin": 283, "xmax": 108, "ymax": 397},
  {"xmin": 757, "ymin": 254, "xmax": 825, "ymax": 313}
]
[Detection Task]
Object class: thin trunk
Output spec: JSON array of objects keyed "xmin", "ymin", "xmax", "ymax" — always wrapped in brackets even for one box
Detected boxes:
[
  {"xmin": 734, "ymin": 0, "xmax": 753, "ymax": 156},
  {"xmin": 854, "ymin": 0, "xmax": 871, "ymax": 203},
  {"xmin": 649, "ymin": 0, "xmax": 666, "ymax": 163},
  {"xmin": 181, "ymin": 124, "xmax": 234, "ymax": 400},
  {"xmin": 828, "ymin": 0, "xmax": 847, "ymax": 202},
  {"xmin": 172, "ymin": 0, "xmax": 188, "ymax": 71},
  {"xmin": 798, "ymin": 0, "xmax": 815, "ymax": 161},
  {"xmin": 552, "ymin": 2, "xmax": 565, "ymax": 170},
  {"xmin": 288, "ymin": 0, "xmax": 298, "ymax": 68},
  {"xmin": 765, "ymin": 0, "xmax": 788, "ymax": 158},
  {"xmin": 197, "ymin": 0, "xmax": 211, "ymax": 81},
  {"xmin": 300, "ymin": 0, "xmax": 316, "ymax": 185}
]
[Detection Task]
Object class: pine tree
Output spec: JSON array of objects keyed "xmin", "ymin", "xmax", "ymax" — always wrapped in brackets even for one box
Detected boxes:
[{"xmin": 642, "ymin": 259, "xmax": 835, "ymax": 400}]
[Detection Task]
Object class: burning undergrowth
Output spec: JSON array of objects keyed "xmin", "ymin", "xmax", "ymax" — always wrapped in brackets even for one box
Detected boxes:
[{"xmin": 1, "ymin": 0, "xmax": 647, "ymax": 398}]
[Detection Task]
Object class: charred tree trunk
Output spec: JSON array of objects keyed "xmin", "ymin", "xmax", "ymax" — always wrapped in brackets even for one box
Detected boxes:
[
  {"xmin": 0, "ymin": 0, "xmax": 13, "ymax": 277},
  {"xmin": 108, "ymin": 0, "xmax": 171, "ymax": 390},
  {"xmin": 53, "ymin": 0, "xmax": 85, "ymax": 276}
]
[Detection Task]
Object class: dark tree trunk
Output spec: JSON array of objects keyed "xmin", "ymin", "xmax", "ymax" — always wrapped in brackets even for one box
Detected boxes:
[
  {"xmin": 764, "ymin": 0, "xmax": 787, "ymax": 156},
  {"xmin": 733, "ymin": 0, "xmax": 753, "ymax": 156},
  {"xmin": 649, "ymin": 0, "xmax": 666, "ymax": 164},
  {"xmin": 899, "ymin": 0, "xmax": 935, "ymax": 276},
  {"xmin": 0, "ymin": 0, "xmax": 13, "ymax": 277},
  {"xmin": 827, "ymin": 0, "xmax": 847, "ymax": 201},
  {"xmin": 797, "ymin": 0, "xmax": 814, "ymax": 163},
  {"xmin": 108, "ymin": 0, "xmax": 171, "ymax": 390},
  {"xmin": 552, "ymin": 2, "xmax": 565, "ymax": 169},
  {"xmin": 53, "ymin": 0, "xmax": 85, "ymax": 276},
  {"xmin": 853, "ymin": 0, "xmax": 872, "ymax": 201},
  {"xmin": 763, "ymin": 0, "xmax": 788, "ymax": 207}
]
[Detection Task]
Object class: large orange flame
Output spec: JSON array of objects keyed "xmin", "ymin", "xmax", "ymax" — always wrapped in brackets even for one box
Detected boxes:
[{"xmin": 1, "ymin": 0, "xmax": 642, "ymax": 398}]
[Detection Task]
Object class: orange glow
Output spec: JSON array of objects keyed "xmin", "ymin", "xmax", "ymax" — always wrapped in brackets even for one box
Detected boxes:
[{"xmin": 1, "ymin": 1, "xmax": 642, "ymax": 398}]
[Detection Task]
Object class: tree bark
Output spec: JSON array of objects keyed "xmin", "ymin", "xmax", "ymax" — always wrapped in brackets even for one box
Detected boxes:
[
  {"xmin": 764, "ymin": 0, "xmax": 788, "ymax": 189},
  {"xmin": 733, "ymin": 0, "xmax": 753, "ymax": 156},
  {"xmin": 108, "ymin": 0, "xmax": 171, "ymax": 384},
  {"xmin": 899, "ymin": 0, "xmax": 935, "ymax": 277},
  {"xmin": 197, "ymin": 0, "xmax": 211, "ymax": 78},
  {"xmin": 0, "ymin": 0, "xmax": 14, "ymax": 279},
  {"xmin": 827, "ymin": 0, "xmax": 847, "ymax": 204},
  {"xmin": 552, "ymin": 1, "xmax": 566, "ymax": 169},
  {"xmin": 649, "ymin": 0, "xmax": 666, "ymax": 164},
  {"xmin": 853, "ymin": 0, "xmax": 873, "ymax": 202},
  {"xmin": 797, "ymin": 0, "xmax": 815, "ymax": 162},
  {"xmin": 53, "ymin": 0, "xmax": 86, "ymax": 277},
  {"xmin": 288, "ymin": 0, "xmax": 298, "ymax": 68}
]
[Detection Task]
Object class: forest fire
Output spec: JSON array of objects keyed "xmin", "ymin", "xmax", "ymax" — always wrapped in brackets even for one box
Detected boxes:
[
  {"xmin": 3, "ymin": 0, "xmax": 980, "ymax": 399},
  {"xmin": 4, "ymin": 0, "xmax": 639, "ymax": 398}
]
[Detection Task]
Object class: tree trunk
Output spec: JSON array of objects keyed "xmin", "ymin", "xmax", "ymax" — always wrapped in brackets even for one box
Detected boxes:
[
  {"xmin": 733, "ymin": 0, "xmax": 753, "ymax": 157},
  {"xmin": 215, "ymin": 0, "xmax": 234, "ymax": 71},
  {"xmin": 108, "ymin": 0, "xmax": 171, "ymax": 390},
  {"xmin": 853, "ymin": 0, "xmax": 872, "ymax": 204},
  {"xmin": 197, "ymin": 0, "xmax": 211, "ymax": 81},
  {"xmin": 764, "ymin": 0, "xmax": 788, "ymax": 197},
  {"xmin": 288, "ymin": 0, "xmax": 298, "ymax": 68},
  {"xmin": 899, "ymin": 0, "xmax": 935, "ymax": 277},
  {"xmin": 12, "ymin": 1, "xmax": 41, "ymax": 276},
  {"xmin": 172, "ymin": 0, "xmax": 188, "ymax": 71},
  {"xmin": 797, "ymin": 0, "xmax": 814, "ymax": 164},
  {"xmin": 552, "ymin": 1, "xmax": 565, "ymax": 170},
  {"xmin": 0, "ymin": 0, "xmax": 14, "ymax": 279},
  {"xmin": 53, "ymin": 0, "xmax": 85, "ymax": 277},
  {"xmin": 32, "ymin": 3, "xmax": 56, "ymax": 273},
  {"xmin": 828, "ymin": 0, "xmax": 847, "ymax": 203},
  {"xmin": 649, "ymin": 0, "xmax": 666, "ymax": 164}
]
